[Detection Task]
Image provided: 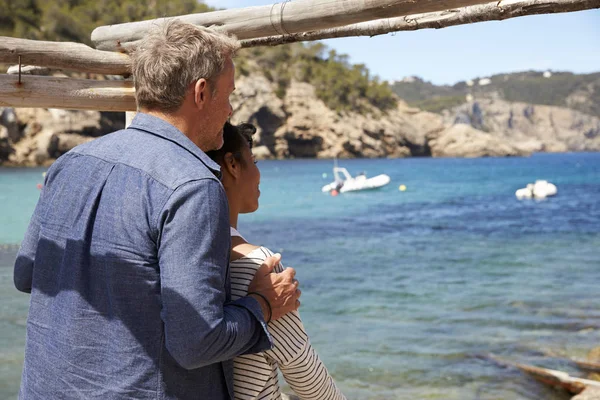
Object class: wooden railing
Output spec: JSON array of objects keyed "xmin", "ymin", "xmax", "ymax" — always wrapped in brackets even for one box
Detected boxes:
[{"xmin": 0, "ymin": 0, "xmax": 598, "ymax": 111}]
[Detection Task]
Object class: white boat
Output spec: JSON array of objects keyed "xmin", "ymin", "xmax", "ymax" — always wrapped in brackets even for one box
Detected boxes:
[
  {"xmin": 321, "ymin": 167, "xmax": 390, "ymax": 193},
  {"xmin": 515, "ymin": 180, "xmax": 557, "ymax": 199}
]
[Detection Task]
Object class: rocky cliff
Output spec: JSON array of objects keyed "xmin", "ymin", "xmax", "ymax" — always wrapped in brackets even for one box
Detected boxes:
[
  {"xmin": 229, "ymin": 76, "xmax": 435, "ymax": 159},
  {"xmin": 433, "ymin": 95, "xmax": 600, "ymax": 157},
  {"xmin": 229, "ymin": 74, "xmax": 599, "ymax": 159},
  {"xmin": 1, "ymin": 74, "xmax": 599, "ymax": 166},
  {"xmin": 0, "ymin": 107, "xmax": 124, "ymax": 166}
]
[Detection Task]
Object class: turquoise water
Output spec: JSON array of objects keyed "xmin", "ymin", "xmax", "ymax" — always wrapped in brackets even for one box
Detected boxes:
[{"xmin": 1, "ymin": 154, "xmax": 599, "ymax": 399}]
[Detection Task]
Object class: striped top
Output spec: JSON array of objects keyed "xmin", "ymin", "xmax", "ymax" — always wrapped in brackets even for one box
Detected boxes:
[{"xmin": 231, "ymin": 246, "xmax": 346, "ymax": 400}]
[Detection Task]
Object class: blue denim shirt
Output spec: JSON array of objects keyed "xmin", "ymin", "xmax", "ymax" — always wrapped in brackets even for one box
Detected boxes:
[{"xmin": 14, "ymin": 113, "xmax": 272, "ymax": 399}]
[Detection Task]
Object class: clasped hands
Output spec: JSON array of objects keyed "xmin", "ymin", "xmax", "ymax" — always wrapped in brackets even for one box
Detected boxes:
[{"xmin": 248, "ymin": 254, "xmax": 301, "ymax": 322}]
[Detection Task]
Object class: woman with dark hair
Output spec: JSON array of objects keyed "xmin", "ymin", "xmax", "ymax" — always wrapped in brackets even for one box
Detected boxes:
[{"xmin": 207, "ymin": 122, "xmax": 345, "ymax": 400}]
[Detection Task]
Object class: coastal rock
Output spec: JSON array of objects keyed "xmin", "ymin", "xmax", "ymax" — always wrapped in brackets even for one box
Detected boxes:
[
  {"xmin": 0, "ymin": 108, "xmax": 123, "ymax": 166},
  {"xmin": 1, "ymin": 108, "xmax": 21, "ymax": 142},
  {"xmin": 251, "ymin": 145, "xmax": 273, "ymax": 159},
  {"xmin": 231, "ymin": 80, "xmax": 437, "ymax": 159},
  {"xmin": 48, "ymin": 133, "xmax": 95, "ymax": 159},
  {"xmin": 2, "ymin": 74, "xmax": 600, "ymax": 166},
  {"xmin": 587, "ymin": 347, "xmax": 600, "ymax": 381},
  {"xmin": 0, "ymin": 126, "xmax": 14, "ymax": 161},
  {"xmin": 443, "ymin": 97, "xmax": 600, "ymax": 153},
  {"xmin": 230, "ymin": 74, "xmax": 286, "ymax": 154},
  {"xmin": 572, "ymin": 387, "xmax": 600, "ymax": 400},
  {"xmin": 428, "ymin": 123, "xmax": 529, "ymax": 158}
]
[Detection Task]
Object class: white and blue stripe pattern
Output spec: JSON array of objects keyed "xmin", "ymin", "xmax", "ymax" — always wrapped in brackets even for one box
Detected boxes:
[{"xmin": 230, "ymin": 245, "xmax": 346, "ymax": 400}]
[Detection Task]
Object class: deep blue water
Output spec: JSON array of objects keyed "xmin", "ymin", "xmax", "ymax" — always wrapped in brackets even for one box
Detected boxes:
[{"xmin": 1, "ymin": 153, "xmax": 599, "ymax": 399}]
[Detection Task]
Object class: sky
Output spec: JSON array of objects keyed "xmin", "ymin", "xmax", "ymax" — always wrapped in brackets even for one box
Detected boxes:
[{"xmin": 204, "ymin": 1, "xmax": 600, "ymax": 85}]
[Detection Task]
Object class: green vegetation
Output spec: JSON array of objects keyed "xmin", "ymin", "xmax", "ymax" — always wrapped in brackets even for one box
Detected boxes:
[
  {"xmin": 391, "ymin": 71, "xmax": 600, "ymax": 117},
  {"xmin": 497, "ymin": 72, "xmax": 600, "ymax": 117},
  {"xmin": 239, "ymin": 44, "xmax": 397, "ymax": 113},
  {"xmin": 2, "ymin": 0, "xmax": 396, "ymax": 114},
  {"xmin": 0, "ymin": 0, "xmax": 213, "ymax": 45},
  {"xmin": 410, "ymin": 95, "xmax": 467, "ymax": 114},
  {"xmin": 389, "ymin": 78, "xmax": 457, "ymax": 104}
]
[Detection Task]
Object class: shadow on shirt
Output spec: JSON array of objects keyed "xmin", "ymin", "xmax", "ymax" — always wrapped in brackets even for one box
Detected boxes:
[{"xmin": 14, "ymin": 235, "xmax": 236, "ymax": 399}]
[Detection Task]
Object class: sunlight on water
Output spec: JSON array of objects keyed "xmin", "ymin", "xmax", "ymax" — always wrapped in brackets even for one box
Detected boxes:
[{"xmin": 1, "ymin": 153, "xmax": 599, "ymax": 399}]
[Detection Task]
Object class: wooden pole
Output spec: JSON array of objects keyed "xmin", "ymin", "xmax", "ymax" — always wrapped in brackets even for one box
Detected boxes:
[
  {"xmin": 572, "ymin": 386, "xmax": 600, "ymax": 400},
  {"xmin": 91, "ymin": 0, "xmax": 496, "ymax": 52},
  {"xmin": 6, "ymin": 65, "xmax": 50, "ymax": 75},
  {"xmin": 486, "ymin": 355, "xmax": 600, "ymax": 396},
  {"xmin": 0, "ymin": 37, "xmax": 131, "ymax": 75},
  {"xmin": 513, "ymin": 362, "xmax": 600, "ymax": 394},
  {"xmin": 0, "ymin": 74, "xmax": 136, "ymax": 111},
  {"xmin": 241, "ymin": 0, "xmax": 600, "ymax": 47},
  {"xmin": 0, "ymin": 0, "xmax": 597, "ymax": 76},
  {"xmin": 573, "ymin": 359, "xmax": 600, "ymax": 373},
  {"xmin": 1, "ymin": 0, "xmax": 598, "ymax": 111},
  {"xmin": 125, "ymin": 111, "xmax": 137, "ymax": 127}
]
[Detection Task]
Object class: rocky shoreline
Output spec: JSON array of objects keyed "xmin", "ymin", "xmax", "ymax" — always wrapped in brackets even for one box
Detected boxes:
[{"xmin": 2, "ymin": 76, "xmax": 599, "ymax": 167}]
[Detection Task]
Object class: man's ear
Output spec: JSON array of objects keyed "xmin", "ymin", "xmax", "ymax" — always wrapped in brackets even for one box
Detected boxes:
[
  {"xmin": 223, "ymin": 153, "xmax": 240, "ymax": 179},
  {"xmin": 194, "ymin": 78, "xmax": 209, "ymax": 110}
]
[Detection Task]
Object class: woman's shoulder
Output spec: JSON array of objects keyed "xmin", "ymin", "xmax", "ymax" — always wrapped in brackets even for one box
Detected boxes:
[
  {"xmin": 231, "ymin": 238, "xmax": 275, "ymax": 262},
  {"xmin": 231, "ymin": 242, "xmax": 260, "ymax": 262}
]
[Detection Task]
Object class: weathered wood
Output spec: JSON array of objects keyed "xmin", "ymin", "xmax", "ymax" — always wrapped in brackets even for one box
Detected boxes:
[
  {"xmin": 514, "ymin": 362, "xmax": 600, "ymax": 394},
  {"xmin": 574, "ymin": 359, "xmax": 600, "ymax": 373},
  {"xmin": 487, "ymin": 355, "xmax": 600, "ymax": 395},
  {"xmin": 0, "ymin": 74, "xmax": 135, "ymax": 111},
  {"xmin": 0, "ymin": 37, "xmax": 131, "ymax": 75},
  {"xmin": 1, "ymin": 0, "xmax": 596, "ymax": 77},
  {"xmin": 572, "ymin": 386, "xmax": 600, "ymax": 400},
  {"xmin": 125, "ymin": 111, "xmax": 137, "ymax": 127},
  {"xmin": 91, "ymin": 0, "xmax": 496, "ymax": 52},
  {"xmin": 6, "ymin": 65, "xmax": 51, "ymax": 76},
  {"xmin": 241, "ymin": 0, "xmax": 600, "ymax": 47}
]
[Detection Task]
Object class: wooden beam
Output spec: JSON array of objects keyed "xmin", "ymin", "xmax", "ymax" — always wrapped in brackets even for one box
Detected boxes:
[
  {"xmin": 486, "ymin": 354, "xmax": 600, "ymax": 395},
  {"xmin": 125, "ymin": 111, "xmax": 137, "ymax": 127},
  {"xmin": 572, "ymin": 386, "xmax": 600, "ymax": 400},
  {"xmin": 2, "ymin": 0, "xmax": 596, "ymax": 77},
  {"xmin": 0, "ymin": 37, "xmax": 131, "ymax": 75},
  {"xmin": 513, "ymin": 362, "xmax": 600, "ymax": 394},
  {"xmin": 91, "ymin": 0, "xmax": 496, "ymax": 52},
  {"xmin": 241, "ymin": 0, "xmax": 600, "ymax": 47},
  {"xmin": 7, "ymin": 65, "xmax": 51, "ymax": 75},
  {"xmin": 0, "ymin": 74, "xmax": 136, "ymax": 111},
  {"xmin": 573, "ymin": 359, "xmax": 600, "ymax": 373}
]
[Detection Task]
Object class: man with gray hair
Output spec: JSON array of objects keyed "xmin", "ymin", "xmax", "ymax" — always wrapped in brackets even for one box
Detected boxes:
[{"xmin": 14, "ymin": 20, "xmax": 301, "ymax": 399}]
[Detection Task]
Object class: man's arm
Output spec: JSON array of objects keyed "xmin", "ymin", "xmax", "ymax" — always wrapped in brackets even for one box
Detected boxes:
[
  {"xmin": 14, "ymin": 183, "xmax": 46, "ymax": 293},
  {"xmin": 157, "ymin": 178, "xmax": 271, "ymax": 370}
]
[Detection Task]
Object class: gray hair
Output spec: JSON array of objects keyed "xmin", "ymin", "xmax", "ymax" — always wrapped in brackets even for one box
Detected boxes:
[{"xmin": 132, "ymin": 19, "xmax": 240, "ymax": 112}]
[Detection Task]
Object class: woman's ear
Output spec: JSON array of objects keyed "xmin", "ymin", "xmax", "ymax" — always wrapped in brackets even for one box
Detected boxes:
[{"xmin": 223, "ymin": 152, "xmax": 240, "ymax": 179}]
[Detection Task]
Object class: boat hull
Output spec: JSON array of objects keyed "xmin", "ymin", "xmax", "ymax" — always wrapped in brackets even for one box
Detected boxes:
[{"xmin": 322, "ymin": 174, "xmax": 391, "ymax": 193}]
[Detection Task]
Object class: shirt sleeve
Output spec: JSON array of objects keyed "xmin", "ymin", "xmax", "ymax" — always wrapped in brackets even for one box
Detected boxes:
[
  {"xmin": 256, "ymin": 248, "xmax": 347, "ymax": 400},
  {"xmin": 14, "ymin": 176, "xmax": 47, "ymax": 293},
  {"xmin": 157, "ymin": 178, "xmax": 272, "ymax": 370}
]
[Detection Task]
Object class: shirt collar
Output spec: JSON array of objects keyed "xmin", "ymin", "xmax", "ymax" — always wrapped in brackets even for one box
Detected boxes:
[{"xmin": 128, "ymin": 112, "xmax": 222, "ymax": 178}]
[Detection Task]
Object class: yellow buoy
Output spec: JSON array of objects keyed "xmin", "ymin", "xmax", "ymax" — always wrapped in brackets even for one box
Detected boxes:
[{"xmin": 399, "ymin": 184, "xmax": 407, "ymax": 192}]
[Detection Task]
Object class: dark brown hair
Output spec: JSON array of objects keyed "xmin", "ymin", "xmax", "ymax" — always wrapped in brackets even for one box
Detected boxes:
[{"xmin": 206, "ymin": 122, "xmax": 256, "ymax": 167}]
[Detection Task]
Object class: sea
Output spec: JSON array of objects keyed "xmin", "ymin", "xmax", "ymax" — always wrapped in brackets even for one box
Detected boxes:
[{"xmin": 1, "ymin": 152, "xmax": 599, "ymax": 400}]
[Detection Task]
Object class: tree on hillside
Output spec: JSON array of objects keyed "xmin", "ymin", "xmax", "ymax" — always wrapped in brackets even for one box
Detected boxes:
[
  {"xmin": 2, "ymin": 0, "xmax": 397, "ymax": 114},
  {"xmin": 0, "ymin": 0, "xmax": 213, "ymax": 45},
  {"xmin": 240, "ymin": 44, "xmax": 397, "ymax": 113}
]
